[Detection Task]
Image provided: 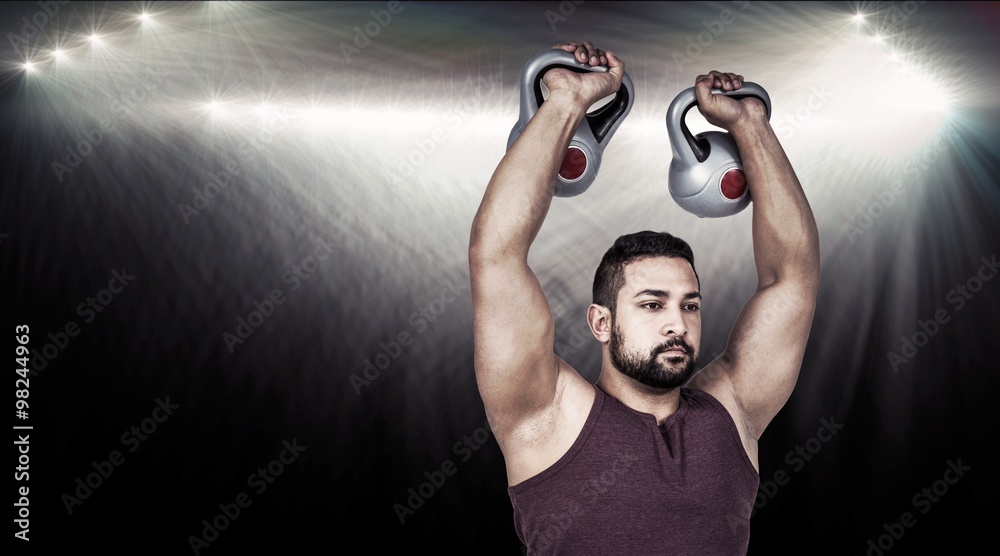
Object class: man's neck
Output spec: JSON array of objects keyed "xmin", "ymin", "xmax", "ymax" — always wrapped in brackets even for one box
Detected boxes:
[{"xmin": 596, "ymin": 369, "xmax": 683, "ymax": 426}]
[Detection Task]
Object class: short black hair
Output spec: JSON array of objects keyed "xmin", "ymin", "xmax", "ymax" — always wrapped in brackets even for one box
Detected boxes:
[{"xmin": 592, "ymin": 231, "xmax": 699, "ymax": 315}]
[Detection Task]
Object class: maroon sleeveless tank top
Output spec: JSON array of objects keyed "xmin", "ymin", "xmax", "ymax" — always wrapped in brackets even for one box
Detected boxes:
[{"xmin": 508, "ymin": 385, "xmax": 759, "ymax": 555}]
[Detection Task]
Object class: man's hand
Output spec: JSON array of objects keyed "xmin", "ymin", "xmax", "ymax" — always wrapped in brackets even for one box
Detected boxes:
[
  {"xmin": 544, "ymin": 41, "xmax": 625, "ymax": 110},
  {"xmin": 694, "ymin": 70, "xmax": 767, "ymax": 133}
]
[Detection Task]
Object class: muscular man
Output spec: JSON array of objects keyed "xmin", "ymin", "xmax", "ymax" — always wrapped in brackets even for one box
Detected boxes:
[{"xmin": 469, "ymin": 41, "xmax": 820, "ymax": 554}]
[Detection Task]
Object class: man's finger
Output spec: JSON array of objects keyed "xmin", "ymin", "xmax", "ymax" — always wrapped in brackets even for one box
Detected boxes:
[
  {"xmin": 695, "ymin": 75, "xmax": 714, "ymax": 101},
  {"xmin": 566, "ymin": 44, "xmax": 584, "ymax": 63},
  {"xmin": 582, "ymin": 41, "xmax": 599, "ymax": 65},
  {"xmin": 606, "ymin": 51, "xmax": 625, "ymax": 71},
  {"xmin": 600, "ymin": 52, "xmax": 623, "ymax": 90},
  {"xmin": 704, "ymin": 70, "xmax": 728, "ymax": 90}
]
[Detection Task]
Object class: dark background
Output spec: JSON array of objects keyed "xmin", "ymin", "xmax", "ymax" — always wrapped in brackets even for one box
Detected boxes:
[{"xmin": 2, "ymin": 1, "xmax": 998, "ymax": 554}]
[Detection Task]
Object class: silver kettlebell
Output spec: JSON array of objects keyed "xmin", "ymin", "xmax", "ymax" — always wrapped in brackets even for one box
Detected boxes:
[
  {"xmin": 507, "ymin": 49, "xmax": 635, "ymax": 197},
  {"xmin": 666, "ymin": 82, "xmax": 771, "ymax": 217}
]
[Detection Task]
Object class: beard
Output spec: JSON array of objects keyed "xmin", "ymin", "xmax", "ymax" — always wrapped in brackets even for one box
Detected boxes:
[{"xmin": 609, "ymin": 320, "xmax": 698, "ymax": 390}]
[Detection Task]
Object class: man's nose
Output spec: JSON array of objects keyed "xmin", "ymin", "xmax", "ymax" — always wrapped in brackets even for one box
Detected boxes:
[{"xmin": 659, "ymin": 306, "xmax": 687, "ymax": 337}]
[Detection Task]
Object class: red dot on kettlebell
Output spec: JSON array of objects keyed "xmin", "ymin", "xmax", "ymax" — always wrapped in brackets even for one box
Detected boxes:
[
  {"xmin": 721, "ymin": 168, "xmax": 747, "ymax": 200},
  {"xmin": 558, "ymin": 146, "xmax": 587, "ymax": 181}
]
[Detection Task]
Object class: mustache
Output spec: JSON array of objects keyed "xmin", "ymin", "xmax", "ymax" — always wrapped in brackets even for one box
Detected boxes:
[{"xmin": 654, "ymin": 339, "xmax": 692, "ymax": 355}]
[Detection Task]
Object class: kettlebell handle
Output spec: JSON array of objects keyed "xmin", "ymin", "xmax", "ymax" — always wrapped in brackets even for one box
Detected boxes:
[
  {"xmin": 666, "ymin": 83, "xmax": 772, "ymax": 166},
  {"xmin": 507, "ymin": 49, "xmax": 635, "ymax": 197},
  {"xmin": 519, "ymin": 49, "xmax": 634, "ymax": 144}
]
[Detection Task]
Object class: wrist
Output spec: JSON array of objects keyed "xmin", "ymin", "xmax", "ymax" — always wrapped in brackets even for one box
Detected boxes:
[
  {"xmin": 543, "ymin": 90, "xmax": 590, "ymax": 119},
  {"xmin": 729, "ymin": 112, "xmax": 771, "ymax": 142}
]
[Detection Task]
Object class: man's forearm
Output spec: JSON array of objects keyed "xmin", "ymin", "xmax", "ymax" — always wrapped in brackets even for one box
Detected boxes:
[
  {"xmin": 470, "ymin": 93, "xmax": 588, "ymax": 262},
  {"xmin": 731, "ymin": 117, "xmax": 820, "ymax": 289}
]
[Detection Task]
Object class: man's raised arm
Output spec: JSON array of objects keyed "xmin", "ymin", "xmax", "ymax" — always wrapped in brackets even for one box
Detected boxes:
[
  {"xmin": 690, "ymin": 71, "xmax": 821, "ymax": 440},
  {"xmin": 469, "ymin": 42, "xmax": 623, "ymax": 434}
]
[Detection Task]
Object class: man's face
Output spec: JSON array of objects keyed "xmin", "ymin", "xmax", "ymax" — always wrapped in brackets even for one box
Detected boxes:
[{"xmin": 608, "ymin": 256, "xmax": 701, "ymax": 390}]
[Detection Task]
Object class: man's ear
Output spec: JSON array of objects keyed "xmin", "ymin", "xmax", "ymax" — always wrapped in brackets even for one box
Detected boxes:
[{"xmin": 587, "ymin": 304, "xmax": 612, "ymax": 343}]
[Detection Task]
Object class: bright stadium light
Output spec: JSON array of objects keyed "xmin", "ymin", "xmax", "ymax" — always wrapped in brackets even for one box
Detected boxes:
[
  {"xmin": 874, "ymin": 34, "xmax": 884, "ymax": 44},
  {"xmin": 89, "ymin": 33, "xmax": 101, "ymax": 43},
  {"xmin": 23, "ymin": 62, "xmax": 35, "ymax": 72},
  {"xmin": 853, "ymin": 13, "xmax": 865, "ymax": 23},
  {"xmin": 53, "ymin": 49, "xmax": 66, "ymax": 58},
  {"xmin": 256, "ymin": 103, "xmax": 280, "ymax": 119},
  {"xmin": 139, "ymin": 12, "xmax": 151, "ymax": 23}
]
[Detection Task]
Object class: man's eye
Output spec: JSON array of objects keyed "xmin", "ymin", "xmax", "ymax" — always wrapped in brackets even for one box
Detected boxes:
[
  {"xmin": 642, "ymin": 302, "xmax": 661, "ymax": 309},
  {"xmin": 685, "ymin": 304, "xmax": 700, "ymax": 311}
]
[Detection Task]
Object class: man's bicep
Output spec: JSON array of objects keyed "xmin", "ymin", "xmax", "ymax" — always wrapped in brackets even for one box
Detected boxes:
[
  {"xmin": 722, "ymin": 280, "xmax": 818, "ymax": 436},
  {"xmin": 470, "ymin": 257, "xmax": 559, "ymax": 422}
]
